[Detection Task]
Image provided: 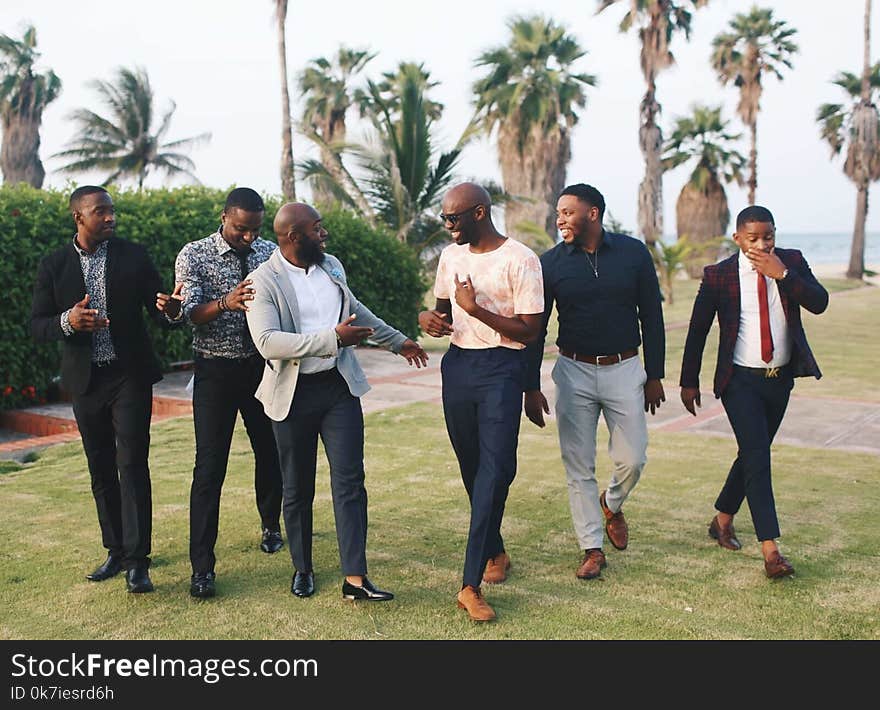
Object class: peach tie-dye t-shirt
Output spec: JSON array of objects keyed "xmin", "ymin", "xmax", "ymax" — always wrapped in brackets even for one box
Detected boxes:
[{"xmin": 434, "ymin": 238, "xmax": 544, "ymax": 350}]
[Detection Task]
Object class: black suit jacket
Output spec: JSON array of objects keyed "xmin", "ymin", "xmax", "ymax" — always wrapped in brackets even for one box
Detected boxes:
[
  {"xmin": 31, "ymin": 237, "xmax": 168, "ymax": 396},
  {"xmin": 680, "ymin": 248, "xmax": 829, "ymax": 398}
]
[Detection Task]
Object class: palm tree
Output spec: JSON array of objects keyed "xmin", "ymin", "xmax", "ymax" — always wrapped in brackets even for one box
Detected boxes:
[
  {"xmin": 596, "ymin": 0, "xmax": 709, "ymax": 245},
  {"xmin": 652, "ymin": 236, "xmax": 693, "ymax": 304},
  {"xmin": 0, "ymin": 25, "xmax": 61, "ymax": 188},
  {"xmin": 662, "ymin": 104, "xmax": 745, "ymax": 277},
  {"xmin": 54, "ymin": 67, "xmax": 209, "ymax": 189},
  {"xmin": 353, "ymin": 62, "xmax": 444, "ymax": 121},
  {"xmin": 274, "ymin": 0, "xmax": 296, "ymax": 199},
  {"xmin": 299, "ymin": 46, "xmax": 374, "ymax": 206},
  {"xmin": 818, "ymin": 0, "xmax": 880, "ymax": 280},
  {"xmin": 711, "ymin": 6, "xmax": 798, "ymax": 206},
  {"xmin": 300, "ymin": 62, "xmax": 464, "ymax": 250},
  {"xmin": 473, "ymin": 15, "xmax": 595, "ymax": 250}
]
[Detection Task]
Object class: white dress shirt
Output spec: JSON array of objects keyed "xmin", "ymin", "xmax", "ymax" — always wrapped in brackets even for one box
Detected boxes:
[
  {"xmin": 281, "ymin": 259, "xmax": 342, "ymax": 374},
  {"xmin": 733, "ymin": 250, "xmax": 791, "ymax": 368}
]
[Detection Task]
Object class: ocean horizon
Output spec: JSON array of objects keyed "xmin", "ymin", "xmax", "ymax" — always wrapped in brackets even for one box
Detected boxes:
[{"xmin": 661, "ymin": 232, "xmax": 879, "ymax": 266}]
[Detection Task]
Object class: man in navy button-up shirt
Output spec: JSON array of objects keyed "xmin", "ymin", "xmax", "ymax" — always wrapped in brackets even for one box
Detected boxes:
[{"xmin": 524, "ymin": 183, "xmax": 665, "ymax": 581}]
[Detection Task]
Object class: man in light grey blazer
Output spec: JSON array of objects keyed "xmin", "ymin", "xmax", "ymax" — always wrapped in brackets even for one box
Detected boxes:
[{"xmin": 245, "ymin": 202, "xmax": 427, "ymax": 601}]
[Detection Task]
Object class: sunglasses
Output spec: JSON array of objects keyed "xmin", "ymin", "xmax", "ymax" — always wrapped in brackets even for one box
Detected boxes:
[{"xmin": 439, "ymin": 204, "xmax": 481, "ymax": 226}]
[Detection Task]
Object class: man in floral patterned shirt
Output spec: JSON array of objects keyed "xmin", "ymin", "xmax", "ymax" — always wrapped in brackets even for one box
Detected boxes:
[{"xmin": 157, "ymin": 187, "xmax": 283, "ymax": 599}]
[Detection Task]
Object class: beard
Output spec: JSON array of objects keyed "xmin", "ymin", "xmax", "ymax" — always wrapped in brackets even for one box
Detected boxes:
[{"xmin": 299, "ymin": 238, "xmax": 326, "ymax": 267}]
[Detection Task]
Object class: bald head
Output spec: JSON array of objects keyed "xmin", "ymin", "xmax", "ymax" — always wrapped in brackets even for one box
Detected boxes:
[
  {"xmin": 443, "ymin": 182, "xmax": 491, "ymax": 213},
  {"xmin": 274, "ymin": 202, "xmax": 320, "ymax": 237},
  {"xmin": 274, "ymin": 202, "xmax": 328, "ymax": 267}
]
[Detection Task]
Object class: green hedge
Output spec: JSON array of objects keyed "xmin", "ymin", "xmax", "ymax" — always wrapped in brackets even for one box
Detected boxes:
[{"xmin": 0, "ymin": 183, "xmax": 425, "ymax": 410}]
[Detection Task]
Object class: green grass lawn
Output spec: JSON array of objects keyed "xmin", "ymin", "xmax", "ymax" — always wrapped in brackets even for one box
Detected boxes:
[{"xmin": 1, "ymin": 402, "xmax": 877, "ymax": 640}]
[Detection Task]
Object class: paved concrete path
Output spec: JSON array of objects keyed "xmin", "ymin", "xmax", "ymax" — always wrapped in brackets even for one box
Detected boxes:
[
  {"xmin": 352, "ymin": 348, "xmax": 880, "ymax": 456},
  {"xmin": 2, "ymin": 345, "xmax": 878, "ymax": 460}
]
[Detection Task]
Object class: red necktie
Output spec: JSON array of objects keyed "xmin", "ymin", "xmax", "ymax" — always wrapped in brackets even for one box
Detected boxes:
[{"xmin": 757, "ymin": 273, "xmax": 774, "ymax": 363}]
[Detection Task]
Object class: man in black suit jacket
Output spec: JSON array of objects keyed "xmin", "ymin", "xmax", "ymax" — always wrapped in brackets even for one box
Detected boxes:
[
  {"xmin": 30, "ymin": 186, "xmax": 180, "ymax": 593},
  {"xmin": 679, "ymin": 205, "xmax": 828, "ymax": 579}
]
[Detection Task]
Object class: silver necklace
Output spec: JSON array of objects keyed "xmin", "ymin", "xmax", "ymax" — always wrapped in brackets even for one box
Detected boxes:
[{"xmin": 585, "ymin": 250, "xmax": 598, "ymax": 278}]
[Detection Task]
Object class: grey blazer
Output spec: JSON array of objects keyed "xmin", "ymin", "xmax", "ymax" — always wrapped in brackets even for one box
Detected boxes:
[{"xmin": 245, "ymin": 249, "xmax": 409, "ymax": 422}]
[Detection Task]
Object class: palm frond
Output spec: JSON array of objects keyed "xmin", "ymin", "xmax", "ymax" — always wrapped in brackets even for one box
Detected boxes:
[{"xmin": 53, "ymin": 65, "xmax": 206, "ymax": 187}]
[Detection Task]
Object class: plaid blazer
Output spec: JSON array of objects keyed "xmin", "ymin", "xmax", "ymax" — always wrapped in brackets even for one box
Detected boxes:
[{"xmin": 679, "ymin": 248, "xmax": 828, "ymax": 398}]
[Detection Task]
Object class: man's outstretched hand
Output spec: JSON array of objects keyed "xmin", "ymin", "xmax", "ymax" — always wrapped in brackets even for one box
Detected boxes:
[
  {"xmin": 335, "ymin": 314, "xmax": 375, "ymax": 347},
  {"xmin": 399, "ymin": 339, "xmax": 429, "ymax": 368}
]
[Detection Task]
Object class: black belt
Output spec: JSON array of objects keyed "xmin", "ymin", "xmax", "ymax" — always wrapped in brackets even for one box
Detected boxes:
[
  {"xmin": 559, "ymin": 348, "xmax": 638, "ymax": 366},
  {"xmin": 733, "ymin": 364, "xmax": 791, "ymax": 378},
  {"xmin": 195, "ymin": 352, "xmax": 260, "ymax": 362}
]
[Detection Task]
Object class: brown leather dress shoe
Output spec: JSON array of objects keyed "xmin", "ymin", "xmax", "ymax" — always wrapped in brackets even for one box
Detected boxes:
[
  {"xmin": 482, "ymin": 552, "xmax": 511, "ymax": 585},
  {"xmin": 764, "ymin": 551, "xmax": 795, "ymax": 579},
  {"xmin": 576, "ymin": 548, "xmax": 607, "ymax": 580},
  {"xmin": 600, "ymin": 490, "xmax": 628, "ymax": 550},
  {"xmin": 457, "ymin": 585, "xmax": 496, "ymax": 622},
  {"xmin": 708, "ymin": 515, "xmax": 742, "ymax": 551}
]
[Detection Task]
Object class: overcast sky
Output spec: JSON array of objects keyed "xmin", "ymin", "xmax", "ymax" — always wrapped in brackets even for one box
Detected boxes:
[{"xmin": 3, "ymin": 0, "xmax": 876, "ymax": 234}]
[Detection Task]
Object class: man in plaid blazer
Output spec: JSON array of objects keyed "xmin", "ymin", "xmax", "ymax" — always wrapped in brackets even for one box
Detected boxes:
[{"xmin": 679, "ymin": 206, "xmax": 828, "ymax": 579}]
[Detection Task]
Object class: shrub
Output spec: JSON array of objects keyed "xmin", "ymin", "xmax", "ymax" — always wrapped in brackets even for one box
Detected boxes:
[
  {"xmin": 312, "ymin": 205, "xmax": 426, "ymax": 338},
  {"xmin": 1, "ymin": 184, "xmax": 425, "ymax": 410}
]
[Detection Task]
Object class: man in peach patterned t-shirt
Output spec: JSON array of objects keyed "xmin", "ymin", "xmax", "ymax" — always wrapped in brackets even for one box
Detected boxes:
[{"xmin": 419, "ymin": 182, "xmax": 544, "ymax": 622}]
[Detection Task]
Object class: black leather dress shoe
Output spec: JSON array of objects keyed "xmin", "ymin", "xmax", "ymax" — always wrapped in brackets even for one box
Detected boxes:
[
  {"xmin": 86, "ymin": 555, "xmax": 123, "ymax": 582},
  {"xmin": 260, "ymin": 528, "xmax": 284, "ymax": 554},
  {"xmin": 291, "ymin": 570, "xmax": 315, "ymax": 598},
  {"xmin": 342, "ymin": 577, "xmax": 394, "ymax": 601},
  {"xmin": 125, "ymin": 567, "xmax": 154, "ymax": 593},
  {"xmin": 190, "ymin": 571, "xmax": 216, "ymax": 599}
]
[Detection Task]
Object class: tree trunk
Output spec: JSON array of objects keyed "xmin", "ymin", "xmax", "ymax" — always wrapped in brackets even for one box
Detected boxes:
[
  {"xmin": 748, "ymin": 119, "xmax": 758, "ymax": 205},
  {"xmin": 302, "ymin": 125, "xmax": 375, "ymax": 223},
  {"xmin": 638, "ymin": 85, "xmax": 663, "ymax": 245},
  {"xmin": 662, "ymin": 268, "xmax": 674, "ymax": 305},
  {"xmin": 844, "ymin": 0, "xmax": 874, "ymax": 280},
  {"xmin": 310, "ymin": 116, "xmax": 344, "ymax": 206},
  {"xmin": 311, "ymin": 146, "xmax": 339, "ymax": 206},
  {"xmin": 0, "ymin": 113, "xmax": 45, "ymax": 188},
  {"xmin": 676, "ymin": 174, "xmax": 730, "ymax": 278},
  {"xmin": 848, "ymin": 183, "xmax": 868, "ymax": 279},
  {"xmin": 865, "ymin": 0, "xmax": 873, "ymax": 103},
  {"xmin": 497, "ymin": 121, "xmax": 569, "ymax": 252},
  {"xmin": 276, "ymin": 3, "xmax": 296, "ymax": 200}
]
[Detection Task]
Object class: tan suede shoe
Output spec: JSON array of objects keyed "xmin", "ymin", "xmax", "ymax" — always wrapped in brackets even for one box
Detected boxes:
[
  {"xmin": 482, "ymin": 552, "xmax": 511, "ymax": 585},
  {"xmin": 457, "ymin": 585, "xmax": 496, "ymax": 622}
]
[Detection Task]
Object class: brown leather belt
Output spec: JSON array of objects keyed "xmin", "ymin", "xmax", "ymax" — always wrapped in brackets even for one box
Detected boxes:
[{"xmin": 559, "ymin": 347, "xmax": 638, "ymax": 366}]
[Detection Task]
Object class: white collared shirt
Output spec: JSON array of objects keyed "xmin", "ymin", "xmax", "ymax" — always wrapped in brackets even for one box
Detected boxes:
[
  {"xmin": 281, "ymin": 259, "xmax": 342, "ymax": 373},
  {"xmin": 733, "ymin": 250, "xmax": 791, "ymax": 368}
]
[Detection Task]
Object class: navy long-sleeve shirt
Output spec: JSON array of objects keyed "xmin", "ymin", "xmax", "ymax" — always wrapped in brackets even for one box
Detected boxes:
[{"xmin": 525, "ymin": 230, "xmax": 666, "ymax": 390}]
